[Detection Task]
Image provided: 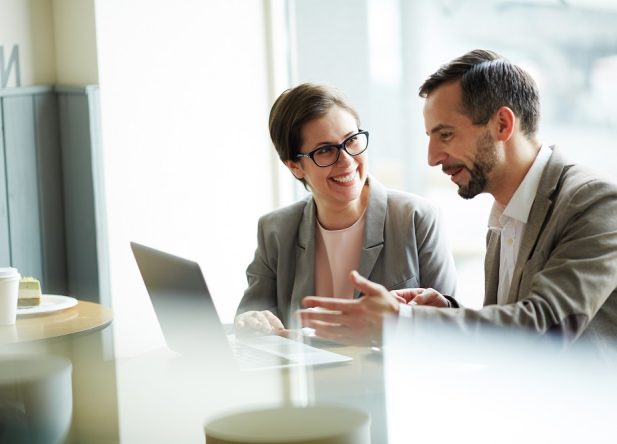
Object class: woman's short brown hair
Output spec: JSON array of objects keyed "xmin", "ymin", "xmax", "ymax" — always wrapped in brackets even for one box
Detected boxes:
[{"xmin": 269, "ymin": 83, "xmax": 361, "ymax": 175}]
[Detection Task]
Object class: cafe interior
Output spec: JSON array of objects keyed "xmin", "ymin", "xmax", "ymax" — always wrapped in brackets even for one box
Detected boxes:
[{"xmin": 1, "ymin": 0, "xmax": 617, "ymax": 442}]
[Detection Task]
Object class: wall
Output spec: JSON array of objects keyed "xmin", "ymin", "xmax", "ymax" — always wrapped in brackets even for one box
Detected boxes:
[
  {"xmin": 0, "ymin": 0, "xmax": 98, "ymax": 87},
  {"xmin": 0, "ymin": 0, "xmax": 56, "ymax": 87},
  {"xmin": 52, "ymin": 0, "xmax": 99, "ymax": 85}
]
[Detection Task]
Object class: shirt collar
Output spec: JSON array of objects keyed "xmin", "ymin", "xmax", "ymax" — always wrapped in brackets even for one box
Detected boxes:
[
  {"xmin": 488, "ymin": 144, "xmax": 552, "ymax": 227},
  {"xmin": 503, "ymin": 144, "xmax": 552, "ymax": 223}
]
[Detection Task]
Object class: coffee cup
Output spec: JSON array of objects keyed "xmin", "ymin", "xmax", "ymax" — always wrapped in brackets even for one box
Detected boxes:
[
  {"xmin": 204, "ymin": 404, "xmax": 370, "ymax": 443},
  {"xmin": 0, "ymin": 267, "xmax": 20, "ymax": 325}
]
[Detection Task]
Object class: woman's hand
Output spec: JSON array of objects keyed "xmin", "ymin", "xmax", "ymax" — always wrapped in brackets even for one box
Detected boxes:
[{"xmin": 234, "ymin": 310, "xmax": 286, "ymax": 337}]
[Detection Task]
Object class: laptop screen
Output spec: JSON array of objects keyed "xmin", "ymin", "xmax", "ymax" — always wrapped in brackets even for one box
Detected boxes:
[
  {"xmin": 130, "ymin": 242, "xmax": 232, "ymax": 360},
  {"xmin": 131, "ymin": 241, "xmax": 352, "ymax": 371}
]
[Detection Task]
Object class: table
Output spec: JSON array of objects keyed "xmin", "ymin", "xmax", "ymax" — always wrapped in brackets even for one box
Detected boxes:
[
  {"xmin": 3, "ymin": 306, "xmax": 614, "ymax": 443},
  {"xmin": 110, "ymin": 340, "xmax": 388, "ymax": 443},
  {"xmin": 0, "ymin": 300, "xmax": 113, "ymax": 345},
  {"xmin": 0, "ymin": 300, "xmax": 118, "ymax": 444}
]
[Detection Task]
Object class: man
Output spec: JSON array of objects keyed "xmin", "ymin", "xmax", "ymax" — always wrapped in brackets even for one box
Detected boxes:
[{"xmin": 299, "ymin": 49, "xmax": 617, "ymax": 351}]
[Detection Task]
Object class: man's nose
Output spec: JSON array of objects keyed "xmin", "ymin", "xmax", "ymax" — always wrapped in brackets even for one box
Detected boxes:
[{"xmin": 427, "ymin": 140, "xmax": 445, "ymax": 167}]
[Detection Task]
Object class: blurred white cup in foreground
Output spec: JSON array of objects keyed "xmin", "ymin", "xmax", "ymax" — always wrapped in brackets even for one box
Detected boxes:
[
  {"xmin": 0, "ymin": 355, "xmax": 73, "ymax": 444},
  {"xmin": 0, "ymin": 267, "xmax": 20, "ymax": 326},
  {"xmin": 205, "ymin": 404, "xmax": 370, "ymax": 444}
]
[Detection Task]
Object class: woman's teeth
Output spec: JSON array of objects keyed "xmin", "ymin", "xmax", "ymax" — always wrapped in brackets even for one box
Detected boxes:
[{"xmin": 332, "ymin": 173, "xmax": 355, "ymax": 183}]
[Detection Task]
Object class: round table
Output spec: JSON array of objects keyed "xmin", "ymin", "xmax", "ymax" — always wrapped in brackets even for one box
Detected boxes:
[{"xmin": 0, "ymin": 300, "xmax": 113, "ymax": 345}]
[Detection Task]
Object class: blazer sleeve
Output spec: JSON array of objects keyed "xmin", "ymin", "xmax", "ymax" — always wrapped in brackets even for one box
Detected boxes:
[
  {"xmin": 409, "ymin": 178, "xmax": 617, "ymax": 341},
  {"xmin": 235, "ymin": 216, "xmax": 280, "ymax": 319}
]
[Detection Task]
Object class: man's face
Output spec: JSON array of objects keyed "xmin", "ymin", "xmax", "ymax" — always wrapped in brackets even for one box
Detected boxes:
[{"xmin": 423, "ymin": 81, "xmax": 497, "ymax": 199}]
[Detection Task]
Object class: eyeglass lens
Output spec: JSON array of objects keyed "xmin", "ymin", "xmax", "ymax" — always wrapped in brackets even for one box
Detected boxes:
[{"xmin": 312, "ymin": 132, "xmax": 368, "ymax": 167}]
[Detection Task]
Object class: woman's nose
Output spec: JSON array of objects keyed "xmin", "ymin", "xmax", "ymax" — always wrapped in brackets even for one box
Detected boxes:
[{"xmin": 337, "ymin": 148, "xmax": 355, "ymax": 165}]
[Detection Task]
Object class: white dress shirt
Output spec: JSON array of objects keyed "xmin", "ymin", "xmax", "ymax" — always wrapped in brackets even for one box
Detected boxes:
[
  {"xmin": 399, "ymin": 144, "xmax": 553, "ymax": 319},
  {"xmin": 488, "ymin": 144, "xmax": 552, "ymax": 305}
]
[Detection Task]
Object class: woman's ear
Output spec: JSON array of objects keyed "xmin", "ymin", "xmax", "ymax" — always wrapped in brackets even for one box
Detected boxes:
[{"xmin": 284, "ymin": 160, "xmax": 304, "ymax": 180}]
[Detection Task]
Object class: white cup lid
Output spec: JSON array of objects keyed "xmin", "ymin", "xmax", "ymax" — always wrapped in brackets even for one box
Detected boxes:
[{"xmin": 0, "ymin": 267, "xmax": 19, "ymax": 278}]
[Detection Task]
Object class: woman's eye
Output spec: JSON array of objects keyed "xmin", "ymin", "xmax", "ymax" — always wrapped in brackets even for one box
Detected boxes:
[{"xmin": 317, "ymin": 146, "xmax": 335, "ymax": 155}]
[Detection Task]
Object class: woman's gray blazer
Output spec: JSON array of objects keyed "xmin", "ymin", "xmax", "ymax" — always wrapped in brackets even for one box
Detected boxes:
[{"xmin": 236, "ymin": 177, "xmax": 457, "ymax": 326}]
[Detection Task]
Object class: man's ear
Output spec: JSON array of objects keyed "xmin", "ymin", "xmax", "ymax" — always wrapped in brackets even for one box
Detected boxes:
[
  {"xmin": 494, "ymin": 106, "xmax": 515, "ymax": 142},
  {"xmin": 284, "ymin": 160, "xmax": 304, "ymax": 180}
]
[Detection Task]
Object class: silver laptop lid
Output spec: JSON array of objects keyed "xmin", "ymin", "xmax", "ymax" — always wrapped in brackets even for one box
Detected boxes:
[
  {"xmin": 131, "ymin": 242, "xmax": 352, "ymax": 371},
  {"xmin": 130, "ymin": 242, "xmax": 232, "ymax": 360}
]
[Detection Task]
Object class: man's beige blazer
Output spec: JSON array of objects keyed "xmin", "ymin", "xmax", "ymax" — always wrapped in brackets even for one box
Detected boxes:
[{"xmin": 412, "ymin": 147, "xmax": 617, "ymax": 351}]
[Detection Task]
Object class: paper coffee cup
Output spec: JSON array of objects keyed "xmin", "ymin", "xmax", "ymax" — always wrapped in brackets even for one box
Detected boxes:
[{"xmin": 0, "ymin": 267, "xmax": 20, "ymax": 325}]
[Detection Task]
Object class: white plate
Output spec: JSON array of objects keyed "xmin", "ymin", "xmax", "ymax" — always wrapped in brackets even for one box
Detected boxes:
[{"xmin": 17, "ymin": 295, "xmax": 78, "ymax": 316}]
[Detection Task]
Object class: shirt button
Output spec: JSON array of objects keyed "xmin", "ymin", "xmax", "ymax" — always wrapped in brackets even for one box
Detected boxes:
[{"xmin": 507, "ymin": 238, "xmax": 514, "ymax": 246}]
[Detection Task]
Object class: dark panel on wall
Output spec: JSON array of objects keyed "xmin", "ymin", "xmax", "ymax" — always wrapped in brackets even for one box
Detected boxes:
[
  {"xmin": 35, "ymin": 93, "xmax": 68, "ymax": 294},
  {"xmin": 2, "ymin": 94, "xmax": 43, "ymax": 279},
  {"xmin": 0, "ymin": 85, "xmax": 104, "ymax": 303},
  {"xmin": 0, "ymin": 104, "xmax": 10, "ymax": 265},
  {"xmin": 85, "ymin": 86, "xmax": 110, "ymax": 307},
  {"xmin": 57, "ymin": 87, "xmax": 100, "ymax": 303}
]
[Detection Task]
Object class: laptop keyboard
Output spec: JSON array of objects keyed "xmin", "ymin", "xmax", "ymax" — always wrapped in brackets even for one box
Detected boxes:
[{"xmin": 230, "ymin": 341, "xmax": 294, "ymax": 369}]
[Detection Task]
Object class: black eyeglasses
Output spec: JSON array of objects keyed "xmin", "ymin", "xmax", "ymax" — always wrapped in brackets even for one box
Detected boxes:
[{"xmin": 295, "ymin": 130, "xmax": 369, "ymax": 167}]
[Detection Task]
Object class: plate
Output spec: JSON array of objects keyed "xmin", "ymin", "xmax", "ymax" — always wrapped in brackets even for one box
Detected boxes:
[{"xmin": 17, "ymin": 295, "xmax": 78, "ymax": 316}]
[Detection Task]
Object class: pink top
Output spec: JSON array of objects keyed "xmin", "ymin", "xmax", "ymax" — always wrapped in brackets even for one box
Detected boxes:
[{"xmin": 314, "ymin": 211, "xmax": 366, "ymax": 298}]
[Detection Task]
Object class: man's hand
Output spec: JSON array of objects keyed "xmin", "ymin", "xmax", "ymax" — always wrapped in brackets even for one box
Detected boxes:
[
  {"xmin": 393, "ymin": 288, "xmax": 450, "ymax": 307},
  {"xmin": 234, "ymin": 310, "xmax": 286, "ymax": 337},
  {"xmin": 298, "ymin": 271, "xmax": 400, "ymax": 346}
]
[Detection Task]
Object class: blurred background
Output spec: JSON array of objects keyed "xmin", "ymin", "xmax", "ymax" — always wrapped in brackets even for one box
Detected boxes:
[{"xmin": 1, "ymin": 0, "xmax": 616, "ymax": 358}]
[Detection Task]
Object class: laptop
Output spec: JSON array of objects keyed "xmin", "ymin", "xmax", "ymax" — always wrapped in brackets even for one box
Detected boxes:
[{"xmin": 130, "ymin": 242, "xmax": 352, "ymax": 370}]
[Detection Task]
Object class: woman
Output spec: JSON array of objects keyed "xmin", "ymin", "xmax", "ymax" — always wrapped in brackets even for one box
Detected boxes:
[{"xmin": 235, "ymin": 83, "xmax": 456, "ymax": 335}]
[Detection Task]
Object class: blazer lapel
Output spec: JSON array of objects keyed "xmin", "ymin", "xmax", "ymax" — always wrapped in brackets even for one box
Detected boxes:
[
  {"xmin": 354, "ymin": 178, "xmax": 385, "ymax": 298},
  {"xmin": 290, "ymin": 198, "xmax": 316, "ymax": 314},
  {"xmin": 484, "ymin": 227, "xmax": 501, "ymax": 305},
  {"xmin": 506, "ymin": 146, "xmax": 566, "ymax": 304}
]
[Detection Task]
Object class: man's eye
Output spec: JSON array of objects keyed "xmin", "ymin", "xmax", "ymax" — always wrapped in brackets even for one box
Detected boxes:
[{"xmin": 440, "ymin": 132, "xmax": 453, "ymax": 141}]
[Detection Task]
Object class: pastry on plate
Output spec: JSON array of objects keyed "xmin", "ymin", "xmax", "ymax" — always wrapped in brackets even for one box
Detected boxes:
[{"xmin": 18, "ymin": 276, "xmax": 42, "ymax": 307}]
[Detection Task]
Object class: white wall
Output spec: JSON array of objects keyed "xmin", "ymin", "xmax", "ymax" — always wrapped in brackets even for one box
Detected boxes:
[
  {"xmin": 0, "ymin": 0, "xmax": 56, "ymax": 86},
  {"xmin": 52, "ymin": 0, "xmax": 98, "ymax": 85},
  {"xmin": 94, "ymin": 0, "xmax": 276, "ymax": 357},
  {"xmin": 0, "ymin": 0, "xmax": 98, "ymax": 86}
]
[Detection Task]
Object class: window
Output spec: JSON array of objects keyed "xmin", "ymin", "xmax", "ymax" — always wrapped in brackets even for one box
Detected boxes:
[{"xmin": 290, "ymin": 0, "xmax": 617, "ymax": 307}]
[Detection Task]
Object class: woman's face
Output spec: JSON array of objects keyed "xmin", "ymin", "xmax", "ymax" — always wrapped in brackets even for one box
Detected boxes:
[{"xmin": 286, "ymin": 106, "xmax": 368, "ymax": 209}]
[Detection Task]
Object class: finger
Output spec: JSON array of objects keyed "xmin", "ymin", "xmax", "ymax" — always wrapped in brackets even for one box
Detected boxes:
[
  {"xmin": 298, "ymin": 308, "xmax": 346, "ymax": 325},
  {"xmin": 393, "ymin": 288, "xmax": 424, "ymax": 303},
  {"xmin": 275, "ymin": 328, "xmax": 293, "ymax": 339},
  {"xmin": 244, "ymin": 314, "xmax": 265, "ymax": 331},
  {"xmin": 256, "ymin": 312, "xmax": 278, "ymax": 333},
  {"xmin": 246, "ymin": 312, "xmax": 274, "ymax": 333},
  {"xmin": 262, "ymin": 310, "xmax": 285, "ymax": 331},
  {"xmin": 350, "ymin": 270, "xmax": 388, "ymax": 297},
  {"xmin": 393, "ymin": 288, "xmax": 423, "ymax": 297},
  {"xmin": 411, "ymin": 289, "xmax": 448, "ymax": 307},
  {"xmin": 409, "ymin": 291, "xmax": 430, "ymax": 305},
  {"xmin": 393, "ymin": 294, "xmax": 406, "ymax": 304},
  {"xmin": 302, "ymin": 296, "xmax": 357, "ymax": 311},
  {"xmin": 235, "ymin": 317, "xmax": 246, "ymax": 329}
]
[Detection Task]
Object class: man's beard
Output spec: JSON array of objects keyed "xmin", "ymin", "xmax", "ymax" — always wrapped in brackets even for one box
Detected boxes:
[{"xmin": 457, "ymin": 130, "xmax": 497, "ymax": 199}]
